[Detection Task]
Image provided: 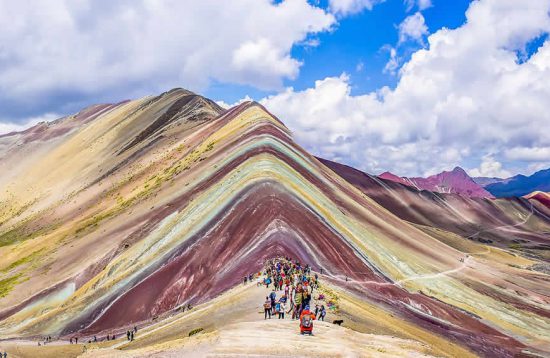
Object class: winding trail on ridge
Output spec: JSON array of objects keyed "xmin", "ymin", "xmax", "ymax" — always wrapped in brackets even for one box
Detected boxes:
[
  {"xmin": 324, "ymin": 255, "xmax": 471, "ymax": 289},
  {"xmin": 466, "ymin": 202, "xmax": 534, "ymax": 240},
  {"xmin": 326, "ymin": 203, "xmax": 536, "ymax": 288}
]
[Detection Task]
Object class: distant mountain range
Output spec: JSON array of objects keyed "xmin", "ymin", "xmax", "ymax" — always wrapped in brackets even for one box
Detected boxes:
[
  {"xmin": 379, "ymin": 166, "xmax": 494, "ymax": 198},
  {"xmin": 322, "ymin": 158, "xmax": 550, "ymax": 250},
  {"xmin": 471, "ymin": 176, "xmax": 510, "ymax": 187},
  {"xmin": 379, "ymin": 166, "xmax": 550, "ymax": 199},
  {"xmin": 475, "ymin": 168, "xmax": 550, "ymax": 198}
]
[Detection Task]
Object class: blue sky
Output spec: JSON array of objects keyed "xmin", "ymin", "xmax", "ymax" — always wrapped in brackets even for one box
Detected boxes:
[
  {"xmin": 1, "ymin": 0, "xmax": 549, "ymax": 178},
  {"xmin": 206, "ymin": 0, "xmax": 472, "ymax": 103}
]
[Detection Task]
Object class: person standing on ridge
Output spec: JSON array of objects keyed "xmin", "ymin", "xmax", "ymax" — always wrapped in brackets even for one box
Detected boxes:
[
  {"xmin": 278, "ymin": 299, "xmax": 286, "ymax": 319},
  {"xmin": 318, "ymin": 305, "xmax": 326, "ymax": 321},
  {"xmin": 299, "ymin": 305, "xmax": 316, "ymax": 335},
  {"xmin": 269, "ymin": 289, "xmax": 277, "ymax": 314},
  {"xmin": 264, "ymin": 296, "xmax": 272, "ymax": 319}
]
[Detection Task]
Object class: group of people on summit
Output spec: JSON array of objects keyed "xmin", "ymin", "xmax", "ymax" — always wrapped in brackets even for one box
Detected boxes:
[
  {"xmin": 26, "ymin": 257, "xmax": 327, "ymax": 353},
  {"xmin": 254, "ymin": 257, "xmax": 328, "ymax": 335}
]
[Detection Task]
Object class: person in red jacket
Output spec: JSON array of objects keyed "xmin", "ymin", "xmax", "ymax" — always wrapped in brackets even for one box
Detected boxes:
[{"xmin": 299, "ymin": 305, "xmax": 316, "ymax": 335}]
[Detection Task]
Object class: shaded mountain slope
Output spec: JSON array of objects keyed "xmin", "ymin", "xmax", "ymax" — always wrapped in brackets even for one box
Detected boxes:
[
  {"xmin": 526, "ymin": 191, "xmax": 550, "ymax": 220},
  {"xmin": 0, "ymin": 90, "xmax": 549, "ymax": 357}
]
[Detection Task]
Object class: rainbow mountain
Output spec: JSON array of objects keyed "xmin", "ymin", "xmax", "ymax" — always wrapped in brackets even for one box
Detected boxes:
[{"xmin": 0, "ymin": 89, "xmax": 549, "ymax": 357}]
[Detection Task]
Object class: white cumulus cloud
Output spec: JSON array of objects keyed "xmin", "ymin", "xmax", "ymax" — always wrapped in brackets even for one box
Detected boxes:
[
  {"xmin": 505, "ymin": 147, "xmax": 550, "ymax": 162},
  {"xmin": 328, "ymin": 0, "xmax": 383, "ymax": 16},
  {"xmin": 398, "ymin": 12, "xmax": 429, "ymax": 44},
  {"xmin": 262, "ymin": 0, "xmax": 550, "ymax": 177},
  {"xmin": 0, "ymin": 0, "xmax": 335, "ymax": 110},
  {"xmin": 404, "ymin": 0, "xmax": 432, "ymax": 12},
  {"xmin": 468, "ymin": 156, "xmax": 512, "ymax": 178}
]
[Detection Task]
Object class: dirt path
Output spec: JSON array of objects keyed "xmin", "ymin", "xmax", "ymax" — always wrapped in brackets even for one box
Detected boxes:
[
  {"xmin": 0, "ymin": 268, "xmax": 462, "ymax": 357},
  {"xmin": 323, "ymin": 203, "xmax": 537, "ymax": 289},
  {"xmin": 466, "ymin": 202, "xmax": 534, "ymax": 240},
  {"xmin": 74, "ymin": 280, "xmax": 437, "ymax": 358},
  {"xmin": 323, "ymin": 253, "xmax": 472, "ymax": 289}
]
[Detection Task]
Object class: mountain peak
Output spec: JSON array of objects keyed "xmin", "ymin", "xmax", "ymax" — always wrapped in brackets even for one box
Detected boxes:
[
  {"xmin": 379, "ymin": 171, "xmax": 394, "ymax": 178},
  {"xmin": 379, "ymin": 166, "xmax": 493, "ymax": 198},
  {"xmin": 451, "ymin": 166, "xmax": 467, "ymax": 174},
  {"xmin": 164, "ymin": 87, "xmax": 196, "ymax": 96}
]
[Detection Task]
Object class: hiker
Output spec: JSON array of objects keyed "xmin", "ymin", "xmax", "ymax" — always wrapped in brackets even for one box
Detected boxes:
[
  {"xmin": 278, "ymin": 299, "xmax": 286, "ymax": 319},
  {"xmin": 70, "ymin": 338, "xmax": 73, "ymax": 344},
  {"xmin": 275, "ymin": 300, "xmax": 281, "ymax": 318},
  {"xmin": 264, "ymin": 296, "xmax": 272, "ymax": 319},
  {"xmin": 243, "ymin": 276, "xmax": 247, "ymax": 284},
  {"xmin": 75, "ymin": 337, "xmax": 78, "ymax": 344},
  {"xmin": 269, "ymin": 289, "xmax": 277, "ymax": 314},
  {"xmin": 293, "ymin": 298, "xmax": 301, "ymax": 320},
  {"xmin": 299, "ymin": 305, "xmax": 316, "ymax": 335},
  {"xmin": 127, "ymin": 331, "xmax": 131, "ymax": 341},
  {"xmin": 134, "ymin": 326, "xmax": 138, "ymax": 333},
  {"xmin": 318, "ymin": 305, "xmax": 326, "ymax": 321},
  {"xmin": 302, "ymin": 288, "xmax": 311, "ymax": 309},
  {"xmin": 93, "ymin": 336, "xmax": 97, "ymax": 342},
  {"xmin": 293, "ymin": 285, "xmax": 303, "ymax": 319},
  {"xmin": 130, "ymin": 331, "xmax": 134, "ymax": 341},
  {"xmin": 112, "ymin": 334, "xmax": 116, "ymax": 340}
]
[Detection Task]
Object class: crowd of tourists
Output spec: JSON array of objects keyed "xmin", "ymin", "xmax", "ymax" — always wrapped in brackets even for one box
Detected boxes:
[
  {"xmin": 28, "ymin": 257, "xmax": 328, "ymax": 352},
  {"xmin": 257, "ymin": 257, "xmax": 328, "ymax": 335}
]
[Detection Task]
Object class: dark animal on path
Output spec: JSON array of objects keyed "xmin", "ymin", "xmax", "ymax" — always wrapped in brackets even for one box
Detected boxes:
[{"xmin": 333, "ymin": 319, "xmax": 344, "ymax": 326}]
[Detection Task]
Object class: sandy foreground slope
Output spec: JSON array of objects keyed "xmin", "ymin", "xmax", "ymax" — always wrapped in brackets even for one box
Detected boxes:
[{"xmin": 0, "ymin": 279, "xmax": 473, "ymax": 357}]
